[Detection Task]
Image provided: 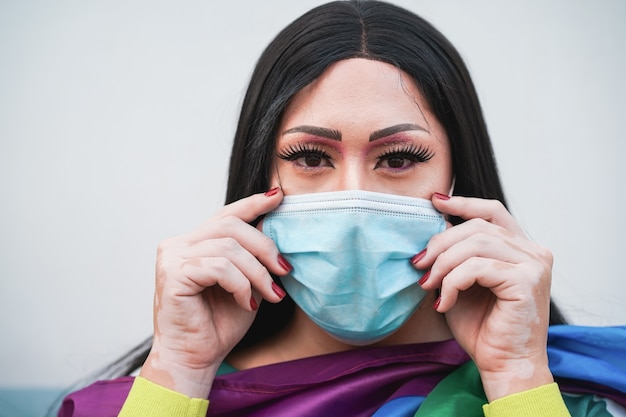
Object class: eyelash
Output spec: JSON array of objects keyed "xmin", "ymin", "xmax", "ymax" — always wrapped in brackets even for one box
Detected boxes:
[
  {"xmin": 376, "ymin": 144, "xmax": 434, "ymax": 165},
  {"xmin": 275, "ymin": 143, "xmax": 434, "ymax": 169},
  {"xmin": 276, "ymin": 143, "xmax": 332, "ymax": 163}
]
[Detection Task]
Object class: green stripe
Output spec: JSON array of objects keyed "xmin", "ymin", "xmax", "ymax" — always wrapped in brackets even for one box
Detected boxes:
[{"xmin": 414, "ymin": 361, "xmax": 486, "ymax": 417}]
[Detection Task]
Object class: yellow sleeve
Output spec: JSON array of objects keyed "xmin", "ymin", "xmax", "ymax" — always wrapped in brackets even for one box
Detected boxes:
[
  {"xmin": 482, "ymin": 383, "xmax": 571, "ymax": 417},
  {"xmin": 117, "ymin": 376, "xmax": 209, "ymax": 417}
]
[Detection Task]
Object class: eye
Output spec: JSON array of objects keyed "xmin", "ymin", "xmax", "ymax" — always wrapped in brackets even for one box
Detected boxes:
[
  {"xmin": 276, "ymin": 143, "xmax": 334, "ymax": 168},
  {"xmin": 375, "ymin": 144, "xmax": 434, "ymax": 170}
]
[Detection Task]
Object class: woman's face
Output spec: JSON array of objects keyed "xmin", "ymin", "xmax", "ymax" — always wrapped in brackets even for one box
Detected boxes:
[{"xmin": 272, "ymin": 58, "xmax": 453, "ymax": 198}]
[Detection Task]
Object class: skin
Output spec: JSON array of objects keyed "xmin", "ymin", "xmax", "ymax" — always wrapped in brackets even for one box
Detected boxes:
[{"xmin": 140, "ymin": 58, "xmax": 555, "ymax": 403}]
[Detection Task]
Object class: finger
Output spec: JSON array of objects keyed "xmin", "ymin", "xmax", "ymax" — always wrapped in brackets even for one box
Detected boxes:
[
  {"xmin": 418, "ymin": 231, "xmax": 533, "ymax": 290},
  {"xmin": 180, "ymin": 237, "xmax": 286, "ymax": 302},
  {"xmin": 212, "ymin": 187, "xmax": 284, "ymax": 224},
  {"xmin": 435, "ymin": 258, "xmax": 542, "ymax": 313},
  {"xmin": 431, "ymin": 194, "xmax": 525, "ymax": 236},
  {"xmin": 412, "ymin": 217, "xmax": 522, "ymax": 270},
  {"xmin": 182, "ymin": 214, "xmax": 292, "ymax": 276},
  {"xmin": 436, "ymin": 258, "xmax": 514, "ymax": 312},
  {"xmin": 180, "ymin": 256, "xmax": 258, "ymax": 311}
]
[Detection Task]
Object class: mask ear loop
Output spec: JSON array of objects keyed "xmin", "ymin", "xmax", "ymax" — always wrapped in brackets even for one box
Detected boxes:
[
  {"xmin": 273, "ymin": 163, "xmax": 284, "ymax": 193},
  {"xmin": 448, "ymin": 175, "xmax": 456, "ymax": 197},
  {"xmin": 440, "ymin": 175, "xmax": 456, "ymax": 224},
  {"xmin": 254, "ymin": 165, "xmax": 284, "ymax": 228}
]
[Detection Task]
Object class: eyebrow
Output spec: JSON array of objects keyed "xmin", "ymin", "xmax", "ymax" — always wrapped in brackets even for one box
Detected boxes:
[
  {"xmin": 281, "ymin": 123, "xmax": 426, "ymax": 142},
  {"xmin": 369, "ymin": 123, "xmax": 426, "ymax": 141},
  {"xmin": 282, "ymin": 125, "xmax": 342, "ymax": 141}
]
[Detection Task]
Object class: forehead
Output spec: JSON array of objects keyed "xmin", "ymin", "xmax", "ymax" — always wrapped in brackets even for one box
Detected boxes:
[{"xmin": 281, "ymin": 58, "xmax": 434, "ymax": 129}]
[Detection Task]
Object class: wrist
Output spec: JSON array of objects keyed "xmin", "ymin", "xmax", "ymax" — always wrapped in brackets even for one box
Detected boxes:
[
  {"xmin": 139, "ymin": 349, "xmax": 220, "ymax": 399},
  {"xmin": 479, "ymin": 358, "xmax": 554, "ymax": 402}
]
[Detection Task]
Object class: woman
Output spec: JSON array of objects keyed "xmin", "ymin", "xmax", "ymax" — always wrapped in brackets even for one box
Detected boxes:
[{"xmin": 58, "ymin": 1, "xmax": 626, "ymax": 416}]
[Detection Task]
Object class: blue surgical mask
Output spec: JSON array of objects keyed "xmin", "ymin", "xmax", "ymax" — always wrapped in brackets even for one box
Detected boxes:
[{"xmin": 262, "ymin": 190, "xmax": 446, "ymax": 345}]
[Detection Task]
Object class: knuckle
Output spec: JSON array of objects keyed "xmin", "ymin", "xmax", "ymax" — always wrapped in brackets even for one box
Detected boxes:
[
  {"xmin": 471, "ymin": 231, "xmax": 492, "ymax": 246},
  {"xmin": 229, "ymin": 274, "xmax": 250, "ymax": 295},
  {"xmin": 156, "ymin": 238, "xmax": 174, "ymax": 258},
  {"xmin": 156, "ymin": 236, "xmax": 188, "ymax": 260},
  {"xmin": 427, "ymin": 232, "xmax": 445, "ymax": 249},
  {"xmin": 537, "ymin": 245, "xmax": 554, "ymax": 266},
  {"xmin": 466, "ymin": 217, "xmax": 487, "ymax": 230},
  {"xmin": 468, "ymin": 256, "xmax": 483, "ymax": 270},
  {"xmin": 242, "ymin": 231, "xmax": 277, "ymax": 261},
  {"xmin": 258, "ymin": 236, "xmax": 278, "ymax": 258},
  {"xmin": 221, "ymin": 215, "xmax": 242, "ymax": 229},
  {"xmin": 488, "ymin": 199, "xmax": 506, "ymax": 214},
  {"xmin": 156, "ymin": 257, "xmax": 172, "ymax": 271},
  {"xmin": 156, "ymin": 239, "xmax": 184, "ymax": 275},
  {"xmin": 155, "ymin": 258, "xmax": 177, "ymax": 286},
  {"xmin": 521, "ymin": 261, "xmax": 549, "ymax": 288},
  {"xmin": 218, "ymin": 236, "xmax": 241, "ymax": 253},
  {"xmin": 431, "ymin": 249, "xmax": 450, "ymax": 271},
  {"xmin": 250, "ymin": 262, "xmax": 270, "ymax": 283},
  {"xmin": 210, "ymin": 256, "xmax": 233, "ymax": 276}
]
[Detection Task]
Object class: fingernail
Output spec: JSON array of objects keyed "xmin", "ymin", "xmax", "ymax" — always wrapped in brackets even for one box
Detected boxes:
[
  {"xmin": 418, "ymin": 270, "xmax": 431, "ymax": 286},
  {"xmin": 411, "ymin": 249, "xmax": 427, "ymax": 265},
  {"xmin": 277, "ymin": 254, "xmax": 293, "ymax": 272},
  {"xmin": 433, "ymin": 296, "xmax": 441, "ymax": 310},
  {"xmin": 272, "ymin": 282, "xmax": 286, "ymax": 299},
  {"xmin": 250, "ymin": 296, "xmax": 258, "ymax": 311},
  {"xmin": 433, "ymin": 192, "xmax": 450, "ymax": 200},
  {"xmin": 265, "ymin": 187, "xmax": 280, "ymax": 197}
]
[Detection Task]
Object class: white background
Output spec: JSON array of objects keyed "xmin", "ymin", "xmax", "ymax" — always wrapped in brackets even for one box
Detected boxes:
[{"xmin": 1, "ymin": 0, "xmax": 624, "ymax": 389}]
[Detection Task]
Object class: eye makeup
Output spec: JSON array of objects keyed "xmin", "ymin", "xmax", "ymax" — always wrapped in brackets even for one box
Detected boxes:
[
  {"xmin": 276, "ymin": 142, "xmax": 334, "ymax": 168},
  {"xmin": 375, "ymin": 143, "xmax": 434, "ymax": 164}
]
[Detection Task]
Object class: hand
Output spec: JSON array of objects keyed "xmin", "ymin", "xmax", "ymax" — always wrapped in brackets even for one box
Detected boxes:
[
  {"xmin": 139, "ymin": 188, "xmax": 291, "ymax": 398},
  {"xmin": 412, "ymin": 193, "xmax": 554, "ymax": 401}
]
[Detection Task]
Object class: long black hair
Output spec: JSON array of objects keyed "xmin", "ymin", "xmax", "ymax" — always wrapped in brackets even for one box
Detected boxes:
[{"xmin": 51, "ymin": 3, "xmax": 566, "ymax": 412}]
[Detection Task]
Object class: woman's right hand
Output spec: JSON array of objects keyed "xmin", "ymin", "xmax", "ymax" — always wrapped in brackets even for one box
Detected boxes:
[{"xmin": 139, "ymin": 187, "xmax": 291, "ymax": 399}]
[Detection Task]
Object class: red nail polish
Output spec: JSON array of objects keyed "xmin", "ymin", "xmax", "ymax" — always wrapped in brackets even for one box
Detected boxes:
[
  {"xmin": 411, "ymin": 249, "xmax": 427, "ymax": 264},
  {"xmin": 272, "ymin": 282, "xmax": 286, "ymax": 299},
  {"xmin": 418, "ymin": 270, "xmax": 431, "ymax": 286},
  {"xmin": 277, "ymin": 254, "xmax": 293, "ymax": 272},
  {"xmin": 250, "ymin": 296, "xmax": 258, "ymax": 311},
  {"xmin": 264, "ymin": 187, "xmax": 280, "ymax": 197},
  {"xmin": 433, "ymin": 192, "xmax": 450, "ymax": 200},
  {"xmin": 433, "ymin": 296, "xmax": 441, "ymax": 310}
]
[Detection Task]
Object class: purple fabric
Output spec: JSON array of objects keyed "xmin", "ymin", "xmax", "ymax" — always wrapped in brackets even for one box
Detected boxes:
[
  {"xmin": 207, "ymin": 339, "xmax": 468, "ymax": 416},
  {"xmin": 58, "ymin": 340, "xmax": 468, "ymax": 417},
  {"xmin": 57, "ymin": 331, "xmax": 626, "ymax": 416},
  {"xmin": 58, "ymin": 377, "xmax": 134, "ymax": 417}
]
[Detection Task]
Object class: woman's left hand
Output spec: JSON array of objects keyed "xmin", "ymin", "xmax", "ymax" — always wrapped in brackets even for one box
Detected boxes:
[{"xmin": 412, "ymin": 193, "xmax": 555, "ymax": 402}]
